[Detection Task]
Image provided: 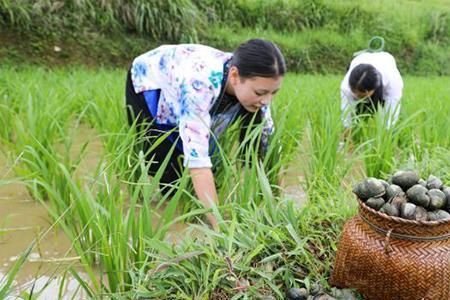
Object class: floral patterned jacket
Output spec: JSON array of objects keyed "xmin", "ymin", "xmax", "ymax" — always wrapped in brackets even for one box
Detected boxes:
[{"xmin": 131, "ymin": 44, "xmax": 274, "ymax": 168}]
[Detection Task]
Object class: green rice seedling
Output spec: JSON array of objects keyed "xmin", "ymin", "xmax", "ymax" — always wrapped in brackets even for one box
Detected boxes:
[
  {"xmin": 285, "ymin": 76, "xmax": 358, "ymax": 198},
  {"xmin": 352, "ymin": 109, "xmax": 399, "ymax": 178},
  {"xmin": 302, "ymin": 105, "xmax": 354, "ymax": 194},
  {"xmin": 1, "ymin": 67, "xmax": 449, "ymax": 299},
  {"xmin": 402, "ymin": 76, "xmax": 450, "ymax": 149},
  {"xmin": 19, "ymin": 121, "xmax": 208, "ymax": 294},
  {"xmin": 122, "ymin": 180, "xmax": 356, "ymax": 299},
  {"xmin": 0, "ymin": 85, "xmax": 14, "ymax": 141},
  {"xmin": 0, "ymin": 243, "xmax": 34, "ymax": 299}
]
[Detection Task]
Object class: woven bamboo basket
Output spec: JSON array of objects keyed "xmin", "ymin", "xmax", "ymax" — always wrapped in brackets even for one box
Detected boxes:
[{"xmin": 330, "ymin": 198, "xmax": 450, "ymax": 300}]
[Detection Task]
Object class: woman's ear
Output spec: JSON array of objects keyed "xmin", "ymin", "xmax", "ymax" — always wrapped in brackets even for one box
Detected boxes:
[{"xmin": 228, "ymin": 66, "xmax": 240, "ymax": 85}]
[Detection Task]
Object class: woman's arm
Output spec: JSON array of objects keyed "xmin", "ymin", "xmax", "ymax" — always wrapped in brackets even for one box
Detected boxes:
[
  {"xmin": 383, "ymin": 71, "xmax": 403, "ymax": 129},
  {"xmin": 341, "ymin": 87, "xmax": 354, "ymax": 129},
  {"xmin": 189, "ymin": 167, "xmax": 219, "ymax": 230}
]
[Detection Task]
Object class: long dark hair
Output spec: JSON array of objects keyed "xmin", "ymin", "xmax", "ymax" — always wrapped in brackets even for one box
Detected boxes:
[
  {"xmin": 231, "ymin": 39, "xmax": 286, "ymax": 79},
  {"xmin": 230, "ymin": 39, "xmax": 285, "ymax": 156},
  {"xmin": 349, "ymin": 63, "xmax": 381, "ymax": 94},
  {"xmin": 349, "ymin": 64, "xmax": 385, "ymax": 114}
]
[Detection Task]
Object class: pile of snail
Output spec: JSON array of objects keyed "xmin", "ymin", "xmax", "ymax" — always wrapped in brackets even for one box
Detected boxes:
[
  {"xmin": 353, "ymin": 171, "xmax": 450, "ymax": 221},
  {"xmin": 260, "ymin": 284, "xmax": 359, "ymax": 300}
]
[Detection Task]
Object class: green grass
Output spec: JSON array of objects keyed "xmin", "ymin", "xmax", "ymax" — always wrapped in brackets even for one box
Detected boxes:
[
  {"xmin": 1, "ymin": 0, "xmax": 449, "ymax": 74},
  {"xmin": 0, "ymin": 66, "xmax": 449, "ymax": 298}
]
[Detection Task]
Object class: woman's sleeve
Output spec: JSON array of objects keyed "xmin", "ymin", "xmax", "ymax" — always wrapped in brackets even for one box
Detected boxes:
[
  {"xmin": 178, "ymin": 78, "xmax": 216, "ymax": 169},
  {"xmin": 383, "ymin": 67, "xmax": 403, "ymax": 128},
  {"xmin": 341, "ymin": 84, "xmax": 354, "ymax": 129}
]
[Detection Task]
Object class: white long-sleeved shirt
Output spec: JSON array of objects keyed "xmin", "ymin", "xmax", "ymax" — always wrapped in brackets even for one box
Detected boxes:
[{"xmin": 340, "ymin": 51, "xmax": 403, "ymax": 128}]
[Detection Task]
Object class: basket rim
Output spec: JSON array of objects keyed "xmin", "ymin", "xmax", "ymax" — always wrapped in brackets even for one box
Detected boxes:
[{"xmin": 357, "ymin": 197, "xmax": 450, "ymax": 227}]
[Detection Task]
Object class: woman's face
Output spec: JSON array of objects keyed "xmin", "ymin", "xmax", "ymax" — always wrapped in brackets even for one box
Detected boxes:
[
  {"xmin": 352, "ymin": 88, "xmax": 375, "ymax": 99},
  {"xmin": 227, "ymin": 67, "xmax": 283, "ymax": 112}
]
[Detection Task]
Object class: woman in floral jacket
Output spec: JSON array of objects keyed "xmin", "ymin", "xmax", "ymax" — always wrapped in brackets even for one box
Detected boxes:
[{"xmin": 125, "ymin": 39, "xmax": 286, "ymax": 229}]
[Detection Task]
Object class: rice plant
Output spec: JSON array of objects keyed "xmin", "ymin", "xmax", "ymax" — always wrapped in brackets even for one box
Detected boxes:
[{"xmin": 1, "ymin": 67, "xmax": 449, "ymax": 298}]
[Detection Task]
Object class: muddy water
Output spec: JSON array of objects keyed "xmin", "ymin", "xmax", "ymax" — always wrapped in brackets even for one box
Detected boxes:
[
  {"xmin": 280, "ymin": 163, "xmax": 308, "ymax": 208},
  {"xmin": 0, "ymin": 126, "xmax": 102, "ymax": 298},
  {"xmin": 0, "ymin": 153, "xmax": 87, "ymax": 298}
]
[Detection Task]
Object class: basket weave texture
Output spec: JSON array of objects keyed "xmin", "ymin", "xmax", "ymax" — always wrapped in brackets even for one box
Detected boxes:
[{"xmin": 330, "ymin": 199, "xmax": 450, "ymax": 300}]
